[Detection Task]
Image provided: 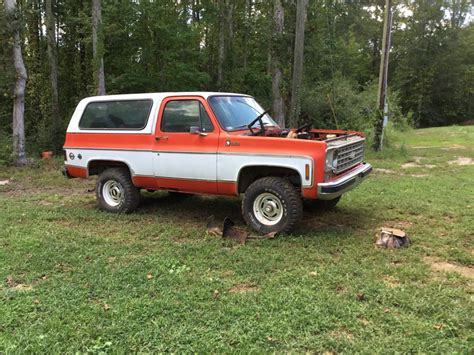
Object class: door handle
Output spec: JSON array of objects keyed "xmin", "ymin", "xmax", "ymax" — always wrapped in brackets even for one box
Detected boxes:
[{"xmin": 155, "ymin": 136, "xmax": 168, "ymax": 141}]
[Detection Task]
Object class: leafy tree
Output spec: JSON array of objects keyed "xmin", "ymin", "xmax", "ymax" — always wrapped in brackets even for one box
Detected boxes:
[{"xmin": 0, "ymin": 0, "xmax": 472, "ymax": 159}]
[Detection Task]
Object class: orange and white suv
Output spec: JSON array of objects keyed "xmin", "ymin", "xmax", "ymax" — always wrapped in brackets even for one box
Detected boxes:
[{"xmin": 64, "ymin": 92, "xmax": 371, "ymax": 233}]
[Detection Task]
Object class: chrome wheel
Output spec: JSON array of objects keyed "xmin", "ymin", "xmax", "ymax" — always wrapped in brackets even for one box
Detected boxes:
[
  {"xmin": 102, "ymin": 180, "xmax": 124, "ymax": 207},
  {"xmin": 253, "ymin": 192, "xmax": 284, "ymax": 226}
]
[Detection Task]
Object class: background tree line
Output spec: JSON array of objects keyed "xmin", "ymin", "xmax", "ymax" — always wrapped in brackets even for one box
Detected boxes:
[{"xmin": 0, "ymin": 0, "xmax": 472, "ymax": 164}]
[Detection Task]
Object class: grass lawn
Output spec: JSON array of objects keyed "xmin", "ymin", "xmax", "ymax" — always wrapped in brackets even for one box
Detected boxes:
[{"xmin": 0, "ymin": 126, "xmax": 473, "ymax": 352}]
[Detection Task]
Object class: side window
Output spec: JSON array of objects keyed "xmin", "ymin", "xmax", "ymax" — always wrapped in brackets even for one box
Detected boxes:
[
  {"xmin": 79, "ymin": 100, "xmax": 152, "ymax": 130},
  {"xmin": 161, "ymin": 100, "xmax": 214, "ymax": 133}
]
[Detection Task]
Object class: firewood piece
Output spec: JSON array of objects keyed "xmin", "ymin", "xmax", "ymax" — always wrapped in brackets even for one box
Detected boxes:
[
  {"xmin": 222, "ymin": 217, "xmax": 248, "ymax": 244},
  {"xmin": 375, "ymin": 227, "xmax": 410, "ymax": 249},
  {"xmin": 206, "ymin": 215, "xmax": 223, "ymax": 237}
]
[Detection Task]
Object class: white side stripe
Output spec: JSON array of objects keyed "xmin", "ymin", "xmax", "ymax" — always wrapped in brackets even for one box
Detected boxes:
[{"xmin": 64, "ymin": 148, "xmax": 313, "ymax": 186}]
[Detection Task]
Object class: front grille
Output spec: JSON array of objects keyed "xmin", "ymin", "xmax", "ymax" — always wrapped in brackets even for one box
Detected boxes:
[{"xmin": 334, "ymin": 141, "xmax": 364, "ymax": 174}]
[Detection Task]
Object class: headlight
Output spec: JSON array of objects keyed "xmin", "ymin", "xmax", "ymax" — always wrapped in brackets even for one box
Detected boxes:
[
  {"xmin": 332, "ymin": 151, "xmax": 338, "ymax": 170},
  {"xmin": 325, "ymin": 149, "xmax": 338, "ymax": 172}
]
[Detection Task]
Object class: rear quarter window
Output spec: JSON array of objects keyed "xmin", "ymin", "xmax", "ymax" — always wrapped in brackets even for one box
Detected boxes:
[{"xmin": 79, "ymin": 100, "xmax": 153, "ymax": 130}]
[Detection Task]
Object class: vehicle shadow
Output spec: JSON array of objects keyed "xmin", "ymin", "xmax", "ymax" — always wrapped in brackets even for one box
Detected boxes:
[{"xmin": 137, "ymin": 191, "xmax": 376, "ymax": 238}]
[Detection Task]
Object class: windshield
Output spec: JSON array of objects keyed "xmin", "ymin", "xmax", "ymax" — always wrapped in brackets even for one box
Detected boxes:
[{"xmin": 208, "ymin": 96, "xmax": 279, "ymax": 131}]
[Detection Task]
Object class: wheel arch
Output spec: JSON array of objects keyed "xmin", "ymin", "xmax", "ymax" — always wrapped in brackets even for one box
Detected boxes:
[
  {"xmin": 87, "ymin": 159, "xmax": 134, "ymax": 177},
  {"xmin": 237, "ymin": 165, "xmax": 302, "ymax": 194}
]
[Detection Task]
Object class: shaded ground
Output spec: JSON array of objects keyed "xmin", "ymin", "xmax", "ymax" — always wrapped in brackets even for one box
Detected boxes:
[{"xmin": 0, "ymin": 126, "xmax": 473, "ymax": 352}]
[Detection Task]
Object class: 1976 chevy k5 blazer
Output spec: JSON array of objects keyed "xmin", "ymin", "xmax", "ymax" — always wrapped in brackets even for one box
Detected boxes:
[{"xmin": 63, "ymin": 92, "xmax": 372, "ymax": 233}]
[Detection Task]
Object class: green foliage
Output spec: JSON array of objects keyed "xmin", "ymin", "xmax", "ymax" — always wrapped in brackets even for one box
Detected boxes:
[
  {"xmin": 0, "ymin": 131, "xmax": 12, "ymax": 166},
  {"xmin": 0, "ymin": 0, "xmax": 472, "ymax": 156},
  {"xmin": 301, "ymin": 76, "xmax": 377, "ymax": 131},
  {"xmin": 391, "ymin": 1, "xmax": 474, "ymax": 127}
]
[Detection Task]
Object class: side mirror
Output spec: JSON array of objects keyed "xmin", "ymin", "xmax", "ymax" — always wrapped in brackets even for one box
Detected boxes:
[{"xmin": 190, "ymin": 126, "xmax": 208, "ymax": 136}]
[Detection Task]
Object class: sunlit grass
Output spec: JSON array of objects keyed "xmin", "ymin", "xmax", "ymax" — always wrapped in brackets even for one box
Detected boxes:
[{"xmin": 0, "ymin": 126, "xmax": 473, "ymax": 352}]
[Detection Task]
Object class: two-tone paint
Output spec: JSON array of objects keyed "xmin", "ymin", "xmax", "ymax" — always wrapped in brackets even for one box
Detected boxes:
[{"xmin": 63, "ymin": 92, "xmax": 366, "ymax": 199}]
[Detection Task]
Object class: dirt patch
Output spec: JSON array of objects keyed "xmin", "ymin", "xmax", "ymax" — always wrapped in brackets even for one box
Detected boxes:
[
  {"xmin": 329, "ymin": 328, "xmax": 354, "ymax": 339},
  {"xmin": 424, "ymin": 257, "xmax": 474, "ymax": 280},
  {"xmin": 401, "ymin": 161, "xmax": 436, "ymax": 170},
  {"xmin": 6, "ymin": 277, "xmax": 33, "ymax": 291},
  {"xmin": 228, "ymin": 283, "xmax": 259, "ymax": 294},
  {"xmin": 374, "ymin": 168, "xmax": 395, "ymax": 174},
  {"xmin": 401, "ymin": 162, "xmax": 420, "ymax": 169},
  {"xmin": 410, "ymin": 174, "xmax": 429, "ymax": 178},
  {"xmin": 382, "ymin": 275, "xmax": 400, "ymax": 288},
  {"xmin": 448, "ymin": 157, "xmax": 473, "ymax": 166},
  {"xmin": 450, "ymin": 144, "xmax": 467, "ymax": 149},
  {"xmin": 441, "ymin": 144, "xmax": 467, "ymax": 150}
]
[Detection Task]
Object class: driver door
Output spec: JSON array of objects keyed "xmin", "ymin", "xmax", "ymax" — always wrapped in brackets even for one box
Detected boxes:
[{"xmin": 153, "ymin": 96, "xmax": 219, "ymax": 194}]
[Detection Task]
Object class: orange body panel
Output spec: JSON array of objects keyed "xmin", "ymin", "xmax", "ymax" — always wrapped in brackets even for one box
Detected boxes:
[
  {"xmin": 65, "ymin": 165, "xmax": 88, "ymax": 178},
  {"xmin": 64, "ymin": 94, "xmax": 365, "ymax": 199},
  {"xmin": 64, "ymin": 132, "xmax": 155, "ymax": 150}
]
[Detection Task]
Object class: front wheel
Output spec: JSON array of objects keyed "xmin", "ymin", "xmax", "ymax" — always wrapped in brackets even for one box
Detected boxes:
[
  {"xmin": 242, "ymin": 177, "xmax": 303, "ymax": 234},
  {"xmin": 96, "ymin": 168, "xmax": 140, "ymax": 213}
]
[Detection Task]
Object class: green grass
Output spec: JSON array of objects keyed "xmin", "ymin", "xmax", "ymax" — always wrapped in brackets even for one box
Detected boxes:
[{"xmin": 1, "ymin": 126, "xmax": 473, "ymax": 353}]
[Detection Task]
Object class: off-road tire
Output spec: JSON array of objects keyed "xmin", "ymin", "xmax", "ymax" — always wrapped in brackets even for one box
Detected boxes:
[
  {"xmin": 242, "ymin": 177, "xmax": 303, "ymax": 234},
  {"xmin": 304, "ymin": 196, "xmax": 341, "ymax": 211},
  {"xmin": 96, "ymin": 168, "xmax": 140, "ymax": 213}
]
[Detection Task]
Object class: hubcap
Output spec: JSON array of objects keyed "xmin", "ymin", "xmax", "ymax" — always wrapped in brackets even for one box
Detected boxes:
[
  {"xmin": 253, "ymin": 192, "xmax": 284, "ymax": 226},
  {"xmin": 102, "ymin": 180, "xmax": 124, "ymax": 207}
]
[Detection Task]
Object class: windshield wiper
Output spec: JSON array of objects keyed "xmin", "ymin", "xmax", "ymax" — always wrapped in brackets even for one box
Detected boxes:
[
  {"xmin": 247, "ymin": 109, "xmax": 271, "ymax": 136},
  {"xmin": 229, "ymin": 110, "xmax": 273, "ymax": 132}
]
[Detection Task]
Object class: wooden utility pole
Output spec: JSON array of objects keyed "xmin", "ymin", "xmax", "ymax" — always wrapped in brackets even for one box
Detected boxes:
[
  {"xmin": 288, "ymin": 0, "xmax": 308, "ymax": 128},
  {"xmin": 373, "ymin": 0, "xmax": 392, "ymax": 151},
  {"xmin": 4, "ymin": 0, "xmax": 28, "ymax": 166}
]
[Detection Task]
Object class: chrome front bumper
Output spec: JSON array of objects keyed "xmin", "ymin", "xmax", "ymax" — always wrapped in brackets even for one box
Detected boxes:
[{"xmin": 317, "ymin": 163, "xmax": 372, "ymax": 200}]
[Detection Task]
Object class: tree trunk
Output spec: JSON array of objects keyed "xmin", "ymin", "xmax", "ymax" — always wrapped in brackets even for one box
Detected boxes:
[
  {"xmin": 271, "ymin": 0, "xmax": 285, "ymax": 128},
  {"xmin": 45, "ymin": 0, "xmax": 61, "ymax": 151},
  {"xmin": 243, "ymin": 0, "xmax": 253, "ymax": 71},
  {"xmin": 217, "ymin": 0, "xmax": 225, "ymax": 89},
  {"xmin": 92, "ymin": 0, "xmax": 106, "ymax": 95},
  {"xmin": 288, "ymin": 0, "xmax": 308, "ymax": 128},
  {"xmin": 4, "ymin": 0, "xmax": 28, "ymax": 166}
]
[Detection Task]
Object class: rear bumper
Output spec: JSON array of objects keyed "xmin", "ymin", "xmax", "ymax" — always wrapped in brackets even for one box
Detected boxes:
[{"xmin": 317, "ymin": 163, "xmax": 372, "ymax": 200}]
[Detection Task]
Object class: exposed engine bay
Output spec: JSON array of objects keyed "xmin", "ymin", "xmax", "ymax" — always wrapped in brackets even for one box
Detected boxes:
[{"xmin": 243, "ymin": 121, "xmax": 364, "ymax": 143}]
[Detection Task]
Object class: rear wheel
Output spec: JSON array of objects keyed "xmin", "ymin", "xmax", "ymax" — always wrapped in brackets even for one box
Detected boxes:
[
  {"xmin": 242, "ymin": 177, "xmax": 303, "ymax": 234},
  {"xmin": 96, "ymin": 168, "xmax": 140, "ymax": 213}
]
